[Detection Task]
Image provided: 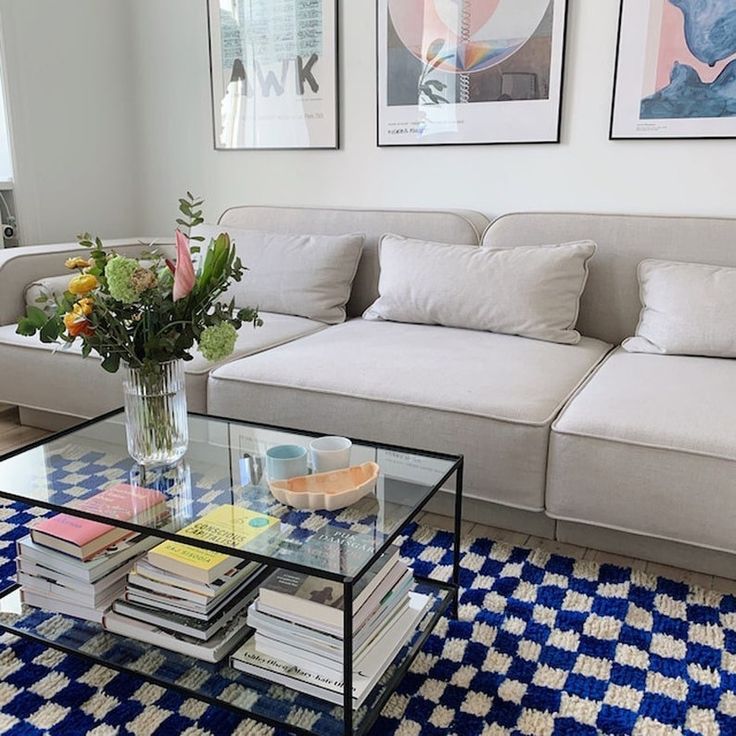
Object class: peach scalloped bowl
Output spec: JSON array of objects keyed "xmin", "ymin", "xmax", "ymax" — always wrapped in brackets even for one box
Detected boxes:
[{"xmin": 268, "ymin": 462, "xmax": 380, "ymax": 511}]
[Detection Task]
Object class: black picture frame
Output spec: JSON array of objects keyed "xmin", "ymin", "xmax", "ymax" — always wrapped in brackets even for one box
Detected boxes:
[
  {"xmin": 376, "ymin": 0, "xmax": 570, "ymax": 148},
  {"xmin": 207, "ymin": 0, "xmax": 340, "ymax": 151}
]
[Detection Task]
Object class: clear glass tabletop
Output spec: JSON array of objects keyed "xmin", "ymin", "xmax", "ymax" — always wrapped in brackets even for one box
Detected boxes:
[{"xmin": 0, "ymin": 411, "xmax": 460, "ymax": 582}]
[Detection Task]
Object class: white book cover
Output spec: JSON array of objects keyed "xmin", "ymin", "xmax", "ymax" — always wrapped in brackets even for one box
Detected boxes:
[
  {"xmin": 17, "ymin": 534, "xmax": 157, "ymax": 583},
  {"xmin": 16, "ymin": 571, "xmax": 124, "ymax": 608},
  {"xmin": 124, "ymin": 574, "xmax": 248, "ymax": 621},
  {"xmin": 21, "ymin": 588, "xmax": 109, "ymax": 624},
  {"xmin": 256, "ymin": 569, "xmax": 414, "ymax": 638},
  {"xmin": 232, "ymin": 592, "xmax": 431, "ymax": 708},
  {"xmin": 258, "ymin": 549, "xmax": 403, "ymax": 628},
  {"xmin": 254, "ymin": 594, "xmax": 407, "ymax": 671},
  {"xmin": 113, "ymin": 587, "xmax": 251, "ymax": 641},
  {"xmin": 249, "ymin": 588, "xmax": 411, "ymax": 663},
  {"xmin": 103, "ymin": 608, "xmax": 252, "ymax": 663},
  {"xmin": 131, "ymin": 558, "xmax": 260, "ymax": 602},
  {"xmin": 17, "ymin": 556, "xmax": 135, "ymax": 595}
]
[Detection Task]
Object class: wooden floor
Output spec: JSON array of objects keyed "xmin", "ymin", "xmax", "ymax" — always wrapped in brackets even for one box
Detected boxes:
[
  {"xmin": 1, "ymin": 403, "xmax": 733, "ymax": 597},
  {"xmin": 0, "ymin": 404, "xmax": 49, "ymax": 454}
]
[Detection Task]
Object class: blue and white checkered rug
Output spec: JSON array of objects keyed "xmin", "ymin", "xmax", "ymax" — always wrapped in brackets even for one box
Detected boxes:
[{"xmin": 1, "ymin": 500, "xmax": 735, "ymax": 736}]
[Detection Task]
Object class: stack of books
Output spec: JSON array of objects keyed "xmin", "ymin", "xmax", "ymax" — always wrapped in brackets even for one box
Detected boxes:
[
  {"xmin": 104, "ymin": 505, "xmax": 277, "ymax": 662},
  {"xmin": 231, "ymin": 545, "xmax": 431, "ymax": 708},
  {"xmin": 16, "ymin": 483, "xmax": 169, "ymax": 623}
]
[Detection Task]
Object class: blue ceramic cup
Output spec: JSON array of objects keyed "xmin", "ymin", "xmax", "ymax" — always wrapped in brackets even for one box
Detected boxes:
[{"xmin": 266, "ymin": 444, "xmax": 308, "ymax": 480}]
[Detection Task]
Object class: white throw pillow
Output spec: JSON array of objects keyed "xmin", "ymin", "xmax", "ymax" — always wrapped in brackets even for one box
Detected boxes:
[
  {"xmin": 363, "ymin": 235, "xmax": 596, "ymax": 345},
  {"xmin": 623, "ymin": 259, "xmax": 736, "ymax": 357},
  {"xmin": 25, "ymin": 275, "xmax": 71, "ymax": 315},
  {"xmin": 191, "ymin": 225, "xmax": 364, "ymax": 324}
]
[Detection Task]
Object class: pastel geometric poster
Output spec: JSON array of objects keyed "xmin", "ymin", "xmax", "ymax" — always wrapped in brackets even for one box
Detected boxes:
[
  {"xmin": 377, "ymin": 0, "xmax": 569, "ymax": 146},
  {"xmin": 611, "ymin": 0, "xmax": 736, "ymax": 139},
  {"xmin": 207, "ymin": 0, "xmax": 338, "ymax": 150}
]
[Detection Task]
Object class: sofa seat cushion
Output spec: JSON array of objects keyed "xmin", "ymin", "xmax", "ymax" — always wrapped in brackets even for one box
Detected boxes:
[
  {"xmin": 208, "ymin": 319, "xmax": 611, "ymax": 510},
  {"xmin": 0, "ymin": 313, "xmax": 325, "ymax": 417},
  {"xmin": 548, "ymin": 348, "xmax": 736, "ymax": 552}
]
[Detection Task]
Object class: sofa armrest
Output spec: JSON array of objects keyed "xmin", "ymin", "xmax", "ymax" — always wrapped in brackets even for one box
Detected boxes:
[{"xmin": 0, "ymin": 237, "xmax": 174, "ymax": 326}]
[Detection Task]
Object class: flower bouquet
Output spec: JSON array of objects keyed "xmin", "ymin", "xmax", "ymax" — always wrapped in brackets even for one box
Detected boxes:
[{"xmin": 17, "ymin": 193, "xmax": 262, "ymax": 465}]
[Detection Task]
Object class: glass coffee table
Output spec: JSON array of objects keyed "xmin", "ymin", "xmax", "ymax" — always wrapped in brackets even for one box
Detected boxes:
[{"xmin": 0, "ymin": 409, "xmax": 464, "ymax": 736}]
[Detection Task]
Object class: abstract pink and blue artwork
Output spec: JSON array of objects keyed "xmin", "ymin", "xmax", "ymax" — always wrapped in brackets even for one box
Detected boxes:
[
  {"xmin": 642, "ymin": 0, "xmax": 736, "ymax": 119},
  {"xmin": 612, "ymin": 0, "xmax": 736, "ymax": 138}
]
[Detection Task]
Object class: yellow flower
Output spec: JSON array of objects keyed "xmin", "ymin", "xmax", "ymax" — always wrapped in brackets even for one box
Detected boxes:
[
  {"xmin": 65, "ymin": 257, "xmax": 91, "ymax": 270},
  {"xmin": 68, "ymin": 274, "xmax": 98, "ymax": 295},
  {"xmin": 73, "ymin": 298, "xmax": 94, "ymax": 317}
]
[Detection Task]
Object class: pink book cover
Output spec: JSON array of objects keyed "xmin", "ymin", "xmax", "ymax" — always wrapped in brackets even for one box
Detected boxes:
[{"xmin": 33, "ymin": 484, "xmax": 166, "ymax": 547}]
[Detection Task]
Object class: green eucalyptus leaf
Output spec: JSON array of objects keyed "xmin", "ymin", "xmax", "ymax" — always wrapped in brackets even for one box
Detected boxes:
[
  {"xmin": 39, "ymin": 319, "xmax": 61, "ymax": 343},
  {"xmin": 16, "ymin": 318, "xmax": 37, "ymax": 337},
  {"xmin": 26, "ymin": 306, "xmax": 49, "ymax": 329}
]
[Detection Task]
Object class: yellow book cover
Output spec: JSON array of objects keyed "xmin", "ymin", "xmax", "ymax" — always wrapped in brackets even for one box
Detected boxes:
[{"xmin": 148, "ymin": 505, "xmax": 278, "ymax": 583}]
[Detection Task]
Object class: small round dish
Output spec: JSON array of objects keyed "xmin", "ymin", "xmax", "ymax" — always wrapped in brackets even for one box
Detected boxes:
[{"xmin": 268, "ymin": 462, "xmax": 380, "ymax": 511}]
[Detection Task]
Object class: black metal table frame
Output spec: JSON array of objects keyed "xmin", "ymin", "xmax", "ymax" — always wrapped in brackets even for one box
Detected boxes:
[{"xmin": 0, "ymin": 408, "xmax": 465, "ymax": 736}]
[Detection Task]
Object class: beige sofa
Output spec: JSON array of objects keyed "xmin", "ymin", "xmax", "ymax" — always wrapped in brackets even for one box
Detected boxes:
[
  {"xmin": 0, "ymin": 207, "xmax": 734, "ymax": 577},
  {"xmin": 486, "ymin": 213, "xmax": 736, "ymax": 577},
  {"xmin": 0, "ymin": 237, "xmax": 327, "ymax": 422}
]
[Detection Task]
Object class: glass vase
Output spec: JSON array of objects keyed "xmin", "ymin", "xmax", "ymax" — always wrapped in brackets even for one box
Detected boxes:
[{"xmin": 123, "ymin": 360, "xmax": 188, "ymax": 466}]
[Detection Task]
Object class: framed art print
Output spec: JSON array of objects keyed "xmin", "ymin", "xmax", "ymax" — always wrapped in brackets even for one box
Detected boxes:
[
  {"xmin": 611, "ymin": 0, "xmax": 736, "ymax": 140},
  {"xmin": 377, "ymin": 0, "xmax": 569, "ymax": 146},
  {"xmin": 208, "ymin": 0, "xmax": 338, "ymax": 150}
]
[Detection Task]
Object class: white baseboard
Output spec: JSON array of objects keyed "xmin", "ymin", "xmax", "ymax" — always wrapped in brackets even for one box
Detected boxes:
[{"xmin": 558, "ymin": 520, "xmax": 736, "ymax": 580}]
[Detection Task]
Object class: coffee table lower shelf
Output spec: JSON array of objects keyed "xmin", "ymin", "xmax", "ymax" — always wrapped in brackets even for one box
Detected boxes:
[{"xmin": 0, "ymin": 577, "xmax": 455, "ymax": 736}]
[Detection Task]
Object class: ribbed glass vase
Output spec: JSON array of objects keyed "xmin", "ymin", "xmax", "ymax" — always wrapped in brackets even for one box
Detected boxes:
[{"xmin": 123, "ymin": 360, "xmax": 188, "ymax": 466}]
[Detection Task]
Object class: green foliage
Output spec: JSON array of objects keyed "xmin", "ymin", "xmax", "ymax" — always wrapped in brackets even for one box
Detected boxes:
[
  {"xmin": 17, "ymin": 306, "xmax": 48, "ymax": 336},
  {"xmin": 16, "ymin": 194, "xmax": 261, "ymax": 373},
  {"xmin": 177, "ymin": 191, "xmax": 206, "ymax": 245}
]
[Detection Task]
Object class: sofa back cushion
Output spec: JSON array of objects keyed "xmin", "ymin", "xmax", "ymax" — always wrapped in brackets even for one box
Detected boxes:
[
  {"xmin": 190, "ymin": 224, "xmax": 364, "ymax": 324},
  {"xmin": 364, "ymin": 235, "xmax": 596, "ymax": 344},
  {"xmin": 483, "ymin": 213, "xmax": 736, "ymax": 345},
  {"xmin": 623, "ymin": 259, "xmax": 736, "ymax": 358},
  {"xmin": 214, "ymin": 206, "xmax": 490, "ymax": 317}
]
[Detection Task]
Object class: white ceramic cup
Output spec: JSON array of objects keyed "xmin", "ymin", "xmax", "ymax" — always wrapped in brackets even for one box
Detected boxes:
[{"xmin": 309, "ymin": 436, "xmax": 352, "ymax": 473}]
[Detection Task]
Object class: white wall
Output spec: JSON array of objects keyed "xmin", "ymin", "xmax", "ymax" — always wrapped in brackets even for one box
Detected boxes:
[
  {"xmin": 2, "ymin": 0, "xmax": 735, "ymax": 243},
  {"xmin": 130, "ymin": 0, "xmax": 736, "ymax": 235},
  {"xmin": 0, "ymin": 0, "xmax": 139, "ymax": 244},
  {"xmin": 0, "ymin": 58, "xmax": 11, "ymax": 182}
]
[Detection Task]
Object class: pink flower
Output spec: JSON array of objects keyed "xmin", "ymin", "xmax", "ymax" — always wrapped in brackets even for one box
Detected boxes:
[{"xmin": 173, "ymin": 229, "xmax": 196, "ymax": 301}]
